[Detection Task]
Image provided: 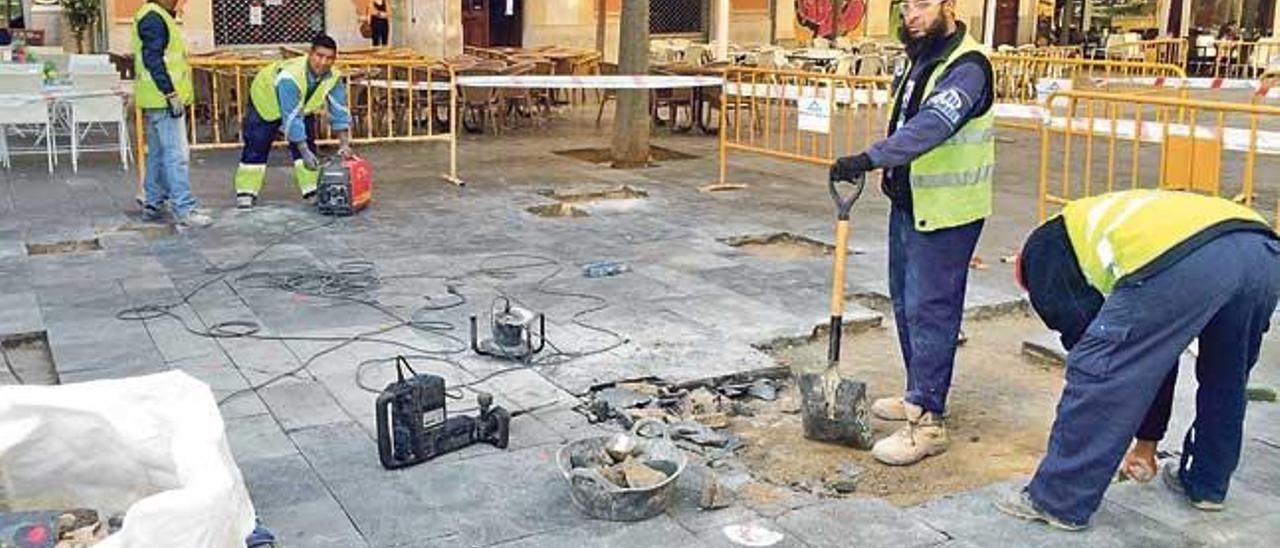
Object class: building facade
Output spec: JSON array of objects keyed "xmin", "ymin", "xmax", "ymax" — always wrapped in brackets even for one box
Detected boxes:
[{"xmin": 87, "ymin": 0, "xmax": 1280, "ymax": 56}]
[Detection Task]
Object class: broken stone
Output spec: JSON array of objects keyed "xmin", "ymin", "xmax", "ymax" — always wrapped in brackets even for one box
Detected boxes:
[
  {"xmin": 626, "ymin": 407, "xmax": 671, "ymax": 422},
  {"xmin": 717, "ymin": 382, "xmax": 750, "ymax": 398},
  {"xmin": 726, "ymin": 401, "xmax": 755, "ymax": 417},
  {"xmin": 828, "ymin": 478, "xmax": 859, "ymax": 494},
  {"xmin": 620, "ymin": 459, "xmax": 669, "ymax": 489},
  {"xmin": 1247, "ymin": 384, "xmax": 1277, "ymax": 402},
  {"xmin": 699, "ymin": 472, "xmax": 733, "ymax": 510},
  {"xmin": 1022, "ymin": 331, "xmax": 1067, "ymax": 366},
  {"xmin": 594, "ymin": 464, "xmax": 629, "ymax": 489},
  {"xmin": 748, "ymin": 379, "xmax": 778, "ymax": 401},
  {"xmin": 596, "ymin": 386, "xmax": 653, "ymax": 410},
  {"xmin": 828, "ymin": 462, "xmax": 864, "ymax": 494},
  {"xmin": 617, "ymin": 381, "xmax": 664, "ymax": 396},
  {"xmin": 693, "ymin": 412, "xmax": 730, "ymax": 429},
  {"xmin": 605, "ymin": 433, "xmax": 638, "ymax": 462},
  {"xmin": 684, "ymin": 387, "xmax": 720, "ymax": 416}
]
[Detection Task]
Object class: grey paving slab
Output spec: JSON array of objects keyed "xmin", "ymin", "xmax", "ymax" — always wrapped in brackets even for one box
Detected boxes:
[
  {"xmin": 256, "ymin": 379, "xmax": 356, "ymax": 432},
  {"xmin": 775, "ymin": 498, "xmax": 948, "ymax": 548},
  {"xmin": 225, "ymin": 413, "xmax": 300, "ymax": 463},
  {"xmin": 906, "ymin": 480, "xmax": 1198, "ymax": 548},
  {"xmin": 689, "ymin": 519, "xmax": 812, "ymax": 548},
  {"xmin": 239, "ymin": 452, "xmax": 336, "ymax": 511},
  {"xmin": 0, "ymin": 292, "xmax": 43, "ymax": 335},
  {"xmin": 484, "ymin": 516, "xmax": 700, "ymax": 548},
  {"xmin": 1107, "ymin": 472, "xmax": 1279, "ymax": 546},
  {"xmin": 256, "ymin": 498, "xmax": 371, "ymax": 548}
]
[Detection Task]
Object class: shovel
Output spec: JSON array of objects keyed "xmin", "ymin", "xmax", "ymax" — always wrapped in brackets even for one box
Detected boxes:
[{"xmin": 798, "ymin": 172, "xmax": 873, "ymax": 449}]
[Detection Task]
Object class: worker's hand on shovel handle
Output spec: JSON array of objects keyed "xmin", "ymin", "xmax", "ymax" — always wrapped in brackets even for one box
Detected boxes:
[{"xmin": 829, "ymin": 154, "xmax": 869, "ymax": 221}]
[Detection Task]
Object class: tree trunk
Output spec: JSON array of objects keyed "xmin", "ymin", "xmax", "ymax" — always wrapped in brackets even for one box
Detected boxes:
[{"xmin": 611, "ymin": 0, "xmax": 650, "ymax": 169}]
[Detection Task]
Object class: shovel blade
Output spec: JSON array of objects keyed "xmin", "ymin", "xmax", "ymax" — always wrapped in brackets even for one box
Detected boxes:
[{"xmin": 797, "ymin": 371, "xmax": 873, "ymax": 449}]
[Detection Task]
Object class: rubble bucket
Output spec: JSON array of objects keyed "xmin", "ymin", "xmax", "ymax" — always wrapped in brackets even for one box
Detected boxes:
[{"xmin": 555, "ymin": 419, "xmax": 687, "ymax": 521}]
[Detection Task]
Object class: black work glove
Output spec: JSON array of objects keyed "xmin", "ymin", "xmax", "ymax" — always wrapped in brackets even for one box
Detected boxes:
[{"xmin": 830, "ymin": 153, "xmax": 873, "ymax": 183}]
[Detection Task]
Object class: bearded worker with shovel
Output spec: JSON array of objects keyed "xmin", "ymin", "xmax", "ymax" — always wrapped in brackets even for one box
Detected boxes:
[{"xmin": 829, "ymin": 0, "xmax": 995, "ymax": 465}]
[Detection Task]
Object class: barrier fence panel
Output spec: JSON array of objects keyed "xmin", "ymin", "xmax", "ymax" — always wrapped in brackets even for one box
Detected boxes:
[
  {"xmin": 135, "ymin": 56, "xmax": 461, "ymax": 186},
  {"xmin": 991, "ymin": 55, "xmax": 1187, "ymax": 107},
  {"xmin": 1107, "ymin": 38, "xmax": 1188, "ymax": 69},
  {"xmin": 1211, "ymin": 40, "xmax": 1280, "ymax": 79},
  {"xmin": 718, "ymin": 66, "xmax": 892, "ymax": 185},
  {"xmin": 1037, "ymin": 89, "xmax": 1280, "ymax": 226}
]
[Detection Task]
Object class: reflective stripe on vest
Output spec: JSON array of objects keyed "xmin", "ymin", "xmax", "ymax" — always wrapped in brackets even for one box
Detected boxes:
[
  {"xmin": 1061, "ymin": 189, "xmax": 1270, "ymax": 294},
  {"xmin": 249, "ymin": 57, "xmax": 341, "ymax": 122},
  {"xmin": 131, "ymin": 3, "xmax": 193, "ymax": 109},
  {"xmin": 898, "ymin": 33, "xmax": 995, "ymax": 232}
]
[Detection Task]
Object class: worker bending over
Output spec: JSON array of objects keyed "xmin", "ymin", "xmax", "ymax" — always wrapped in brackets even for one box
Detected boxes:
[
  {"xmin": 829, "ymin": 0, "xmax": 995, "ymax": 466},
  {"xmin": 234, "ymin": 34, "xmax": 353, "ymax": 209},
  {"xmin": 1000, "ymin": 189, "xmax": 1279, "ymax": 530}
]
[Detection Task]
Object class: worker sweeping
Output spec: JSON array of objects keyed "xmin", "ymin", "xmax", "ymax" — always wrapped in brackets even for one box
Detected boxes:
[
  {"xmin": 999, "ymin": 189, "xmax": 1279, "ymax": 531},
  {"xmin": 829, "ymin": 0, "xmax": 994, "ymax": 466},
  {"xmin": 233, "ymin": 34, "xmax": 353, "ymax": 209}
]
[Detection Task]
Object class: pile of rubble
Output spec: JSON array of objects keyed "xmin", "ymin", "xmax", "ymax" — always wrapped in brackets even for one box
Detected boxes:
[
  {"xmin": 574, "ymin": 376, "xmax": 781, "ymax": 461},
  {"xmin": 567, "ymin": 432, "xmax": 679, "ymax": 490}
]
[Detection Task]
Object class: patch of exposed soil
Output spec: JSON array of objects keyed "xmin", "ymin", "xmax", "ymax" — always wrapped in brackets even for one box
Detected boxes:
[
  {"xmin": 736, "ymin": 312, "xmax": 1063, "ymax": 506},
  {"xmin": 720, "ymin": 233, "xmax": 843, "ymax": 260},
  {"xmin": 26, "ymin": 238, "xmax": 101, "ymax": 256},
  {"xmin": 551, "ymin": 146, "xmax": 699, "ymax": 165}
]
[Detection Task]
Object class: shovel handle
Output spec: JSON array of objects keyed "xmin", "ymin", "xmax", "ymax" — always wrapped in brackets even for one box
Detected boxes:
[{"xmin": 828, "ymin": 173, "xmax": 865, "ymax": 221}]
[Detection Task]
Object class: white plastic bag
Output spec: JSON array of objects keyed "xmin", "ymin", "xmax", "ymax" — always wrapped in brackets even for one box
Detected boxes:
[{"xmin": 0, "ymin": 371, "xmax": 255, "ymax": 547}]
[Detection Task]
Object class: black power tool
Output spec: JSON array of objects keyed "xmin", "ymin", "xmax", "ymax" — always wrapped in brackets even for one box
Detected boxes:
[{"xmin": 375, "ymin": 356, "xmax": 511, "ymax": 469}]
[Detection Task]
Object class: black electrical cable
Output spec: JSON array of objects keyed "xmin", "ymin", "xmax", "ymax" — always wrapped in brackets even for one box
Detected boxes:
[{"xmin": 114, "ymin": 219, "xmax": 631, "ymax": 415}]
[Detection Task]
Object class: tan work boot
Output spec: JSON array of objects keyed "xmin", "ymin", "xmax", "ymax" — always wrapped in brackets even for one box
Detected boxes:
[
  {"xmin": 871, "ymin": 397, "xmax": 908, "ymax": 421},
  {"xmin": 872, "ymin": 402, "xmax": 948, "ymax": 466},
  {"xmin": 872, "ymin": 397, "xmax": 949, "ymax": 421}
]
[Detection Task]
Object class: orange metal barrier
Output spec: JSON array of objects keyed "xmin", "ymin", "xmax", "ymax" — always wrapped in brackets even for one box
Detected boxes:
[
  {"xmin": 135, "ymin": 56, "xmax": 461, "ymax": 186},
  {"xmin": 1037, "ymin": 89, "xmax": 1280, "ymax": 226},
  {"xmin": 716, "ymin": 66, "xmax": 892, "ymax": 185},
  {"xmin": 990, "ymin": 55, "xmax": 1187, "ymax": 106},
  {"xmin": 1106, "ymin": 38, "xmax": 1188, "ymax": 68},
  {"xmin": 1209, "ymin": 40, "xmax": 1280, "ymax": 79}
]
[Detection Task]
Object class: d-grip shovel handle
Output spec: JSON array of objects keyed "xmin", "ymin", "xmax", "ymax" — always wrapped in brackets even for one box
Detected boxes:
[
  {"xmin": 829, "ymin": 173, "xmax": 865, "ymax": 221},
  {"xmin": 827, "ymin": 174, "xmax": 863, "ymax": 366}
]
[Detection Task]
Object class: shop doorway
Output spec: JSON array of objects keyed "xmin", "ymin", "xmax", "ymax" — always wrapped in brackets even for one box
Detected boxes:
[{"xmin": 462, "ymin": 0, "xmax": 523, "ymax": 48}]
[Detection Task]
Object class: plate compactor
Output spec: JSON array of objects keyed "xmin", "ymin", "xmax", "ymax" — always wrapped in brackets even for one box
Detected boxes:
[
  {"xmin": 797, "ymin": 173, "xmax": 874, "ymax": 449},
  {"xmin": 316, "ymin": 155, "xmax": 372, "ymax": 216}
]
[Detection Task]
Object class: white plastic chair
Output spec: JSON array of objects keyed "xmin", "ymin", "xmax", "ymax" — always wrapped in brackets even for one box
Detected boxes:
[
  {"xmin": 66, "ymin": 71, "xmax": 129, "ymax": 173},
  {"xmin": 0, "ymin": 69, "xmax": 55, "ymax": 172}
]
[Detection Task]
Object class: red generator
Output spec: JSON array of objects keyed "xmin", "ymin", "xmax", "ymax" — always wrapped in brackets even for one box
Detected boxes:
[{"xmin": 317, "ymin": 155, "xmax": 372, "ymax": 216}]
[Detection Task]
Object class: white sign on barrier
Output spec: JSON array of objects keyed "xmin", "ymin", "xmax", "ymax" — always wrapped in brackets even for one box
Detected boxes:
[
  {"xmin": 798, "ymin": 96, "xmax": 832, "ymax": 134},
  {"xmin": 1036, "ymin": 78, "xmax": 1072, "ymax": 108}
]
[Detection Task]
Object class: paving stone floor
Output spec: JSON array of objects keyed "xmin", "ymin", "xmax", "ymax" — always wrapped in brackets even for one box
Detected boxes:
[{"xmin": 0, "ymin": 114, "xmax": 1276, "ymax": 547}]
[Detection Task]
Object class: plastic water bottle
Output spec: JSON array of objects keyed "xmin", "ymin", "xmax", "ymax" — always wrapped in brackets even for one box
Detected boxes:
[{"xmin": 583, "ymin": 261, "xmax": 628, "ymax": 278}]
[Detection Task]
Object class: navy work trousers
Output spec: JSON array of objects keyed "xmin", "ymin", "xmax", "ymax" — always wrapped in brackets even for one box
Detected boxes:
[
  {"xmin": 888, "ymin": 206, "xmax": 984, "ymax": 414},
  {"xmin": 1028, "ymin": 230, "xmax": 1280, "ymax": 526}
]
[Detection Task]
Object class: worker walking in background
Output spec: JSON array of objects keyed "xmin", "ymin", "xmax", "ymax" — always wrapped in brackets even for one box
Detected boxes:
[
  {"xmin": 132, "ymin": 0, "xmax": 211, "ymax": 227},
  {"xmin": 233, "ymin": 34, "xmax": 354, "ymax": 209},
  {"xmin": 369, "ymin": 0, "xmax": 390, "ymax": 47},
  {"xmin": 1002, "ymin": 190, "xmax": 1279, "ymax": 530},
  {"xmin": 829, "ymin": 0, "xmax": 994, "ymax": 466}
]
